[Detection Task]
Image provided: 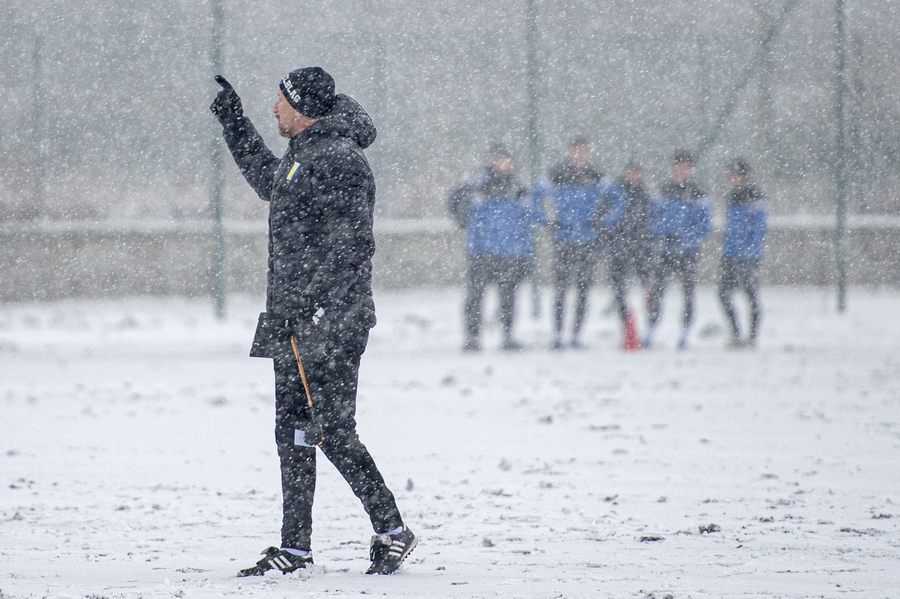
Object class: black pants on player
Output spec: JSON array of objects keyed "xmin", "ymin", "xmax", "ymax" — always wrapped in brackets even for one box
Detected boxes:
[
  {"xmin": 273, "ymin": 334, "xmax": 402, "ymax": 551},
  {"xmin": 608, "ymin": 240, "xmax": 653, "ymax": 324},
  {"xmin": 552, "ymin": 241, "xmax": 600, "ymax": 340},
  {"xmin": 647, "ymin": 250, "xmax": 699, "ymax": 329},
  {"xmin": 718, "ymin": 257, "xmax": 761, "ymax": 342},
  {"xmin": 464, "ymin": 254, "xmax": 529, "ymax": 342}
]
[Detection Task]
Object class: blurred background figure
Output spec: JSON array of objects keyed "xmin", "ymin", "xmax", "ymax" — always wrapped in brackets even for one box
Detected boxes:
[
  {"xmin": 644, "ymin": 150, "xmax": 712, "ymax": 350},
  {"xmin": 448, "ymin": 144, "xmax": 535, "ymax": 351},
  {"xmin": 604, "ymin": 160, "xmax": 654, "ymax": 350},
  {"xmin": 718, "ymin": 158, "xmax": 768, "ymax": 349},
  {"xmin": 533, "ymin": 137, "xmax": 625, "ymax": 349}
]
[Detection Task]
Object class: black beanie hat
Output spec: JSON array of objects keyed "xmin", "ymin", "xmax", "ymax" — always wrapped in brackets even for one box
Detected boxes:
[
  {"xmin": 727, "ymin": 157, "xmax": 751, "ymax": 176},
  {"xmin": 488, "ymin": 142, "xmax": 513, "ymax": 160},
  {"xmin": 673, "ymin": 149, "xmax": 695, "ymax": 165},
  {"xmin": 279, "ymin": 67, "xmax": 336, "ymax": 118}
]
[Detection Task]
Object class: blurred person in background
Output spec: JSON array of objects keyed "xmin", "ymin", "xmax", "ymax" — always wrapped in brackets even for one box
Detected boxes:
[
  {"xmin": 532, "ymin": 137, "xmax": 625, "ymax": 349},
  {"xmin": 448, "ymin": 144, "xmax": 536, "ymax": 351},
  {"xmin": 644, "ymin": 150, "xmax": 712, "ymax": 350},
  {"xmin": 602, "ymin": 160, "xmax": 654, "ymax": 349},
  {"xmin": 718, "ymin": 158, "xmax": 767, "ymax": 348},
  {"xmin": 210, "ymin": 67, "xmax": 415, "ymax": 577}
]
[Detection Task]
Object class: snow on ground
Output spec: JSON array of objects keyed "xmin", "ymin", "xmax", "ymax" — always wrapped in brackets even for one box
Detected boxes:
[{"xmin": 1, "ymin": 285, "xmax": 898, "ymax": 599}]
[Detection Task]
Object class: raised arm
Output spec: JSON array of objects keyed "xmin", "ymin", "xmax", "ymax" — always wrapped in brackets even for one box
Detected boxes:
[{"xmin": 210, "ymin": 75, "xmax": 280, "ymax": 201}]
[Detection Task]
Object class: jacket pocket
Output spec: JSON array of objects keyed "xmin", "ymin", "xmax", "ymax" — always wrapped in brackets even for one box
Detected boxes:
[{"xmin": 249, "ymin": 312, "xmax": 289, "ymax": 358}]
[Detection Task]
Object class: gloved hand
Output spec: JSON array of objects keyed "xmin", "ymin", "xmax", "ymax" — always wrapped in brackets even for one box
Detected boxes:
[
  {"xmin": 210, "ymin": 75, "xmax": 243, "ymax": 124},
  {"xmin": 303, "ymin": 417, "xmax": 325, "ymax": 446}
]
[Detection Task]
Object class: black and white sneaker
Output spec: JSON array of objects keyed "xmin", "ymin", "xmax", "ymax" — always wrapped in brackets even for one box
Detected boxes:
[
  {"xmin": 237, "ymin": 547, "xmax": 313, "ymax": 577},
  {"xmin": 365, "ymin": 527, "xmax": 417, "ymax": 575}
]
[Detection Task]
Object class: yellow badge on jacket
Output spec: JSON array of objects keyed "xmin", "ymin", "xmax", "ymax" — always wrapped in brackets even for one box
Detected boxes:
[{"xmin": 286, "ymin": 162, "xmax": 300, "ymax": 181}]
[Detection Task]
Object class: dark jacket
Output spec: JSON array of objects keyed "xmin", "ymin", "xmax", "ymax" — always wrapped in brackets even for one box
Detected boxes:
[
  {"xmin": 219, "ymin": 94, "xmax": 378, "ymax": 352},
  {"xmin": 604, "ymin": 178, "xmax": 654, "ymax": 261},
  {"xmin": 448, "ymin": 167, "xmax": 536, "ymax": 258},
  {"xmin": 616, "ymin": 180, "xmax": 652, "ymax": 241}
]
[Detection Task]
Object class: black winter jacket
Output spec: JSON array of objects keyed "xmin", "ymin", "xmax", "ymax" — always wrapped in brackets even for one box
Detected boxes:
[
  {"xmin": 220, "ymin": 94, "xmax": 378, "ymax": 341},
  {"xmin": 613, "ymin": 179, "xmax": 653, "ymax": 246}
]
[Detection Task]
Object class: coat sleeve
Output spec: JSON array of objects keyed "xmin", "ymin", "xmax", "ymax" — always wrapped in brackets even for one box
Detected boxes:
[
  {"xmin": 596, "ymin": 179, "xmax": 627, "ymax": 229},
  {"xmin": 448, "ymin": 183, "xmax": 474, "ymax": 229},
  {"xmin": 678, "ymin": 197, "xmax": 712, "ymax": 250},
  {"xmin": 522, "ymin": 186, "xmax": 543, "ymax": 226},
  {"xmin": 220, "ymin": 116, "xmax": 280, "ymax": 201},
  {"xmin": 528, "ymin": 178, "xmax": 552, "ymax": 227},
  {"xmin": 695, "ymin": 198, "xmax": 713, "ymax": 238},
  {"xmin": 748, "ymin": 206, "xmax": 768, "ymax": 258},
  {"xmin": 296, "ymin": 149, "xmax": 376, "ymax": 314},
  {"xmin": 649, "ymin": 196, "xmax": 667, "ymax": 236}
]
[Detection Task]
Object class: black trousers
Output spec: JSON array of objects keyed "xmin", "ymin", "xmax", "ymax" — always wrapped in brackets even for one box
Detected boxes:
[
  {"xmin": 273, "ymin": 334, "xmax": 402, "ymax": 551},
  {"xmin": 647, "ymin": 251, "xmax": 699, "ymax": 328},
  {"xmin": 608, "ymin": 240, "xmax": 653, "ymax": 323},
  {"xmin": 552, "ymin": 241, "xmax": 600, "ymax": 338},
  {"xmin": 464, "ymin": 254, "xmax": 529, "ymax": 340},
  {"xmin": 718, "ymin": 257, "xmax": 761, "ymax": 341}
]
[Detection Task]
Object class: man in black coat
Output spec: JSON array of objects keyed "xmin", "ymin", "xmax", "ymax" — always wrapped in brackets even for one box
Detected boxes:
[{"xmin": 210, "ymin": 67, "xmax": 415, "ymax": 576}]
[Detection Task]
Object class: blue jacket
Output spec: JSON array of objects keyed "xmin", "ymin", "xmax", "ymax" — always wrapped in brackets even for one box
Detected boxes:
[
  {"xmin": 650, "ymin": 181, "xmax": 712, "ymax": 255},
  {"xmin": 532, "ymin": 162, "xmax": 626, "ymax": 244},
  {"xmin": 722, "ymin": 186, "xmax": 767, "ymax": 260},
  {"xmin": 448, "ymin": 168, "xmax": 536, "ymax": 258}
]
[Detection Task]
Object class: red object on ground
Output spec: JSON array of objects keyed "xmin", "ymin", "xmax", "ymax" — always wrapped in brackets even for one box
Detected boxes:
[{"xmin": 623, "ymin": 310, "xmax": 641, "ymax": 352}]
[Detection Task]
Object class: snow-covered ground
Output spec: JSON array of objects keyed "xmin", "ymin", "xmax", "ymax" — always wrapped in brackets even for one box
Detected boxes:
[{"xmin": 1, "ymin": 285, "xmax": 898, "ymax": 599}]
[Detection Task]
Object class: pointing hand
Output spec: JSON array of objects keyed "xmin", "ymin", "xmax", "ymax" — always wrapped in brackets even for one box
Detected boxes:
[{"xmin": 210, "ymin": 75, "xmax": 244, "ymax": 123}]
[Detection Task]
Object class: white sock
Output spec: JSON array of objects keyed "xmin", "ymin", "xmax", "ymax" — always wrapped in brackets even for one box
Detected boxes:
[
  {"xmin": 281, "ymin": 547, "xmax": 309, "ymax": 557},
  {"xmin": 380, "ymin": 525, "xmax": 404, "ymax": 536}
]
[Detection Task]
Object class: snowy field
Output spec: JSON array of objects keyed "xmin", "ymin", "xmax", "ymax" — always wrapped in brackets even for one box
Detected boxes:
[{"xmin": 1, "ymin": 285, "xmax": 898, "ymax": 599}]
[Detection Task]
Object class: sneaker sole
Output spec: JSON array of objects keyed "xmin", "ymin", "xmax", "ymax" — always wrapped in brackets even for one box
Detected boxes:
[
  {"xmin": 237, "ymin": 566, "xmax": 266, "ymax": 577},
  {"xmin": 237, "ymin": 550, "xmax": 312, "ymax": 577}
]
